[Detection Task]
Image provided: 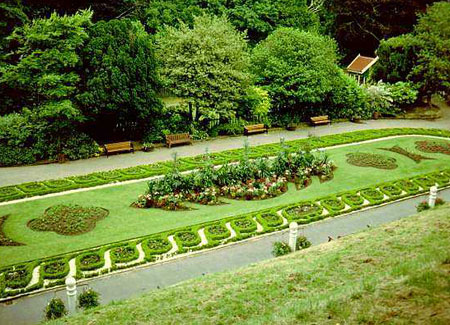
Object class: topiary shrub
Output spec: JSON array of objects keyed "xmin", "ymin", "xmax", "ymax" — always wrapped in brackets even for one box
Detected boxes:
[
  {"xmin": 45, "ymin": 297, "xmax": 67, "ymax": 320},
  {"xmin": 78, "ymin": 288, "xmax": 100, "ymax": 309},
  {"xmin": 272, "ymin": 241, "xmax": 291, "ymax": 257}
]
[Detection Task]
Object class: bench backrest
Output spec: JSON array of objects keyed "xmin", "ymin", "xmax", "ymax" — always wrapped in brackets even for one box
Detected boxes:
[
  {"xmin": 166, "ymin": 133, "xmax": 190, "ymax": 141},
  {"xmin": 245, "ymin": 124, "xmax": 265, "ymax": 130},
  {"xmin": 105, "ymin": 141, "xmax": 132, "ymax": 150},
  {"xmin": 310, "ymin": 115, "xmax": 329, "ymax": 122}
]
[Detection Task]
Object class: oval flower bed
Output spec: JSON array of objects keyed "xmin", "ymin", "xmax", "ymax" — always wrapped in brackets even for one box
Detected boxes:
[
  {"xmin": 77, "ymin": 251, "xmax": 104, "ymax": 271},
  {"xmin": 110, "ymin": 244, "xmax": 138, "ymax": 264},
  {"xmin": 42, "ymin": 259, "xmax": 69, "ymax": 279},
  {"xmin": 205, "ymin": 224, "xmax": 230, "ymax": 241},
  {"xmin": 341, "ymin": 193, "xmax": 364, "ymax": 207},
  {"xmin": 360, "ymin": 188, "xmax": 385, "ymax": 203},
  {"xmin": 232, "ymin": 218, "xmax": 257, "ymax": 234},
  {"xmin": 395, "ymin": 180, "xmax": 420, "ymax": 194},
  {"xmin": 259, "ymin": 212, "xmax": 284, "ymax": 228},
  {"xmin": 175, "ymin": 231, "xmax": 201, "ymax": 247},
  {"xmin": 379, "ymin": 184, "xmax": 403, "ymax": 197},
  {"xmin": 284, "ymin": 202, "xmax": 323, "ymax": 223},
  {"xmin": 144, "ymin": 237, "xmax": 172, "ymax": 255},
  {"xmin": 320, "ymin": 197, "xmax": 345, "ymax": 213}
]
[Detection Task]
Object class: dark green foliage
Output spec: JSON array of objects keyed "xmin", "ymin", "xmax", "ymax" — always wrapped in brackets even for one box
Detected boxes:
[
  {"xmin": 4, "ymin": 263, "xmax": 34, "ymax": 288},
  {"xmin": 42, "ymin": 258, "xmax": 70, "ymax": 279},
  {"xmin": 296, "ymin": 236, "xmax": 311, "ymax": 250},
  {"xmin": 346, "ymin": 152, "xmax": 398, "ymax": 170},
  {"xmin": 320, "ymin": 197, "xmax": 345, "ymax": 213},
  {"xmin": 232, "ymin": 218, "xmax": 257, "ymax": 234},
  {"xmin": 45, "ymin": 297, "xmax": 67, "ymax": 320},
  {"xmin": 379, "ymin": 184, "xmax": 403, "ymax": 197},
  {"xmin": 28, "ymin": 205, "xmax": 109, "ymax": 236},
  {"xmin": 272, "ymin": 241, "xmax": 291, "ymax": 257},
  {"xmin": 175, "ymin": 230, "xmax": 201, "ymax": 247},
  {"xmin": 77, "ymin": 250, "xmax": 104, "ymax": 271},
  {"xmin": 144, "ymin": 237, "xmax": 172, "ymax": 256},
  {"xmin": 0, "ymin": 215, "xmax": 23, "ymax": 246},
  {"xmin": 205, "ymin": 224, "xmax": 230, "ymax": 241},
  {"xmin": 78, "ymin": 288, "xmax": 100, "ymax": 309},
  {"xmin": 252, "ymin": 28, "xmax": 366, "ymax": 121},
  {"xmin": 341, "ymin": 193, "xmax": 364, "ymax": 208},
  {"xmin": 372, "ymin": 2, "xmax": 450, "ymax": 103},
  {"xmin": 360, "ymin": 188, "xmax": 385, "ymax": 204},
  {"xmin": 110, "ymin": 244, "xmax": 139, "ymax": 263},
  {"xmin": 416, "ymin": 201, "xmax": 430, "ymax": 212},
  {"xmin": 78, "ymin": 18, "xmax": 162, "ymax": 141}
]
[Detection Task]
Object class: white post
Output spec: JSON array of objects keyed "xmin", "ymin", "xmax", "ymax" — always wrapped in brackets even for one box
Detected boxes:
[
  {"xmin": 65, "ymin": 277, "xmax": 77, "ymax": 315},
  {"xmin": 289, "ymin": 222, "xmax": 298, "ymax": 252},
  {"xmin": 428, "ymin": 185, "xmax": 438, "ymax": 208}
]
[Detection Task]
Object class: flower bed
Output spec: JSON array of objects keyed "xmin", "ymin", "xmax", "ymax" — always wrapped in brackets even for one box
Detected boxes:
[
  {"xmin": 76, "ymin": 250, "xmax": 105, "ymax": 271},
  {"xmin": 379, "ymin": 184, "xmax": 403, "ymax": 197},
  {"xmin": 0, "ymin": 215, "xmax": 23, "ymax": 246},
  {"xmin": 346, "ymin": 152, "xmax": 398, "ymax": 170},
  {"xmin": 28, "ymin": 205, "xmax": 109, "ymax": 236},
  {"xmin": 43, "ymin": 179, "xmax": 78, "ymax": 191},
  {"xmin": 341, "ymin": 193, "xmax": 364, "ymax": 208},
  {"xmin": 380, "ymin": 145, "xmax": 433, "ymax": 163},
  {"xmin": 221, "ymin": 177, "xmax": 288, "ymax": 201},
  {"xmin": 284, "ymin": 202, "xmax": 323, "ymax": 223},
  {"xmin": 3, "ymin": 263, "xmax": 34, "ymax": 289},
  {"xmin": 119, "ymin": 166, "xmax": 154, "ymax": 179},
  {"xmin": 110, "ymin": 244, "xmax": 139, "ymax": 264},
  {"xmin": 67, "ymin": 174, "xmax": 101, "ymax": 187},
  {"xmin": 395, "ymin": 180, "xmax": 420, "ymax": 194},
  {"xmin": 320, "ymin": 197, "xmax": 345, "ymax": 213},
  {"xmin": 360, "ymin": 188, "xmax": 385, "ymax": 204},
  {"xmin": 429, "ymin": 172, "xmax": 450, "ymax": 186},
  {"xmin": 204, "ymin": 223, "xmax": 230, "ymax": 242},
  {"xmin": 0, "ymin": 186, "xmax": 24, "ymax": 202},
  {"xmin": 231, "ymin": 217, "xmax": 257, "ymax": 235},
  {"xmin": 143, "ymin": 237, "xmax": 172, "ymax": 256},
  {"xmin": 416, "ymin": 140, "xmax": 450, "ymax": 155},
  {"xmin": 41, "ymin": 258, "xmax": 70, "ymax": 280},
  {"xmin": 412, "ymin": 176, "xmax": 437, "ymax": 189},
  {"xmin": 175, "ymin": 230, "xmax": 201, "ymax": 248},
  {"xmin": 257, "ymin": 212, "xmax": 284, "ymax": 229},
  {"xmin": 16, "ymin": 182, "xmax": 51, "ymax": 195}
]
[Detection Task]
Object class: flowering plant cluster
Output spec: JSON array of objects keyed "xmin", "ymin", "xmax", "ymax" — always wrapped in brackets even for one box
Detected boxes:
[{"xmin": 134, "ymin": 140, "xmax": 336, "ymax": 210}]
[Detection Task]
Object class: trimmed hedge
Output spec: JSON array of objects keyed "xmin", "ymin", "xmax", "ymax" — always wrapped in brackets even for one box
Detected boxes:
[
  {"xmin": 1, "ymin": 128, "xmax": 449, "ymax": 204},
  {"xmin": 0, "ymin": 167, "xmax": 449, "ymax": 300},
  {"xmin": 110, "ymin": 243, "xmax": 139, "ymax": 264}
]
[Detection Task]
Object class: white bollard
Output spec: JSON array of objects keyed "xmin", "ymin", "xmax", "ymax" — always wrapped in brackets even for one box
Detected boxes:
[
  {"xmin": 288, "ymin": 222, "xmax": 298, "ymax": 252},
  {"xmin": 428, "ymin": 185, "xmax": 438, "ymax": 208},
  {"xmin": 65, "ymin": 277, "xmax": 77, "ymax": 315}
]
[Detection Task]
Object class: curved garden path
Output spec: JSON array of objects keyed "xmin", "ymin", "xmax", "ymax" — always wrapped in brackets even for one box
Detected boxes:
[
  {"xmin": 0, "ymin": 107, "xmax": 449, "ymax": 187},
  {"xmin": 1, "ymin": 188, "xmax": 449, "ymax": 325}
]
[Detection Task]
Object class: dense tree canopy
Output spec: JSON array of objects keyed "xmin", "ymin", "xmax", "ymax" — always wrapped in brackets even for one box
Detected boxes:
[
  {"xmin": 156, "ymin": 14, "xmax": 252, "ymax": 125},
  {"xmin": 328, "ymin": 0, "xmax": 437, "ymax": 61},
  {"xmin": 372, "ymin": 1, "xmax": 450, "ymax": 104},
  {"xmin": 77, "ymin": 19, "xmax": 162, "ymax": 140}
]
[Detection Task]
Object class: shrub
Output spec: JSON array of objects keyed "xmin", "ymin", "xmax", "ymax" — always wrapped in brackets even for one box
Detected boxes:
[
  {"xmin": 416, "ymin": 201, "xmax": 430, "ymax": 212},
  {"xmin": 296, "ymin": 236, "xmax": 311, "ymax": 250},
  {"xmin": 78, "ymin": 288, "xmax": 100, "ymax": 309},
  {"xmin": 435, "ymin": 198, "xmax": 445, "ymax": 207},
  {"xmin": 272, "ymin": 241, "xmax": 291, "ymax": 257},
  {"xmin": 45, "ymin": 297, "xmax": 67, "ymax": 320}
]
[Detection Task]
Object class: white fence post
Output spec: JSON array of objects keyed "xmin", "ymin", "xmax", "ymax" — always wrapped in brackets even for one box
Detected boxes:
[
  {"xmin": 65, "ymin": 277, "xmax": 77, "ymax": 315},
  {"xmin": 428, "ymin": 185, "xmax": 438, "ymax": 208},
  {"xmin": 289, "ymin": 222, "xmax": 298, "ymax": 252}
]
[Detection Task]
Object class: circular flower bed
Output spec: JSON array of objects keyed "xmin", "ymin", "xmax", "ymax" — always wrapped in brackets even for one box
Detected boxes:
[
  {"xmin": 110, "ymin": 245, "xmax": 137, "ymax": 263},
  {"xmin": 415, "ymin": 140, "xmax": 450, "ymax": 155},
  {"xmin": 346, "ymin": 152, "xmax": 398, "ymax": 170},
  {"xmin": 28, "ymin": 205, "xmax": 109, "ymax": 236},
  {"xmin": 320, "ymin": 197, "xmax": 345, "ymax": 212},
  {"xmin": 176, "ymin": 231, "xmax": 201, "ymax": 247},
  {"xmin": 205, "ymin": 224, "xmax": 230, "ymax": 240},
  {"xmin": 260, "ymin": 213, "xmax": 283, "ymax": 227},
  {"xmin": 341, "ymin": 193, "xmax": 364, "ymax": 207},
  {"xmin": 285, "ymin": 202, "xmax": 322, "ymax": 221},
  {"xmin": 145, "ymin": 237, "xmax": 172, "ymax": 255}
]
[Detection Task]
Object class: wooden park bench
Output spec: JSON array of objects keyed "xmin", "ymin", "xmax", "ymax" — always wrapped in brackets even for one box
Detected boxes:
[
  {"xmin": 310, "ymin": 115, "xmax": 331, "ymax": 126},
  {"xmin": 104, "ymin": 141, "xmax": 134, "ymax": 157},
  {"xmin": 244, "ymin": 124, "xmax": 268, "ymax": 136},
  {"xmin": 166, "ymin": 133, "xmax": 193, "ymax": 148}
]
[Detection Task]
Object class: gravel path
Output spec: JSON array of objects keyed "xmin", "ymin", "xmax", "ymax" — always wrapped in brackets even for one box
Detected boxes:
[
  {"xmin": 0, "ymin": 115, "xmax": 449, "ymax": 187},
  {"xmin": 1, "ymin": 188, "xmax": 448, "ymax": 325}
]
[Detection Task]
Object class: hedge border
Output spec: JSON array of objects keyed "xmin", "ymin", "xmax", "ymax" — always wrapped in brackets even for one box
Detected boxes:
[{"xmin": 1, "ymin": 128, "xmax": 449, "ymax": 204}]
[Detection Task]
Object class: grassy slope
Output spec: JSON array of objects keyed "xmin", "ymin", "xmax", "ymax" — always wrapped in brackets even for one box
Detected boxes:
[
  {"xmin": 48, "ymin": 204, "xmax": 450, "ymax": 325},
  {"xmin": 1, "ymin": 136, "xmax": 449, "ymax": 267}
]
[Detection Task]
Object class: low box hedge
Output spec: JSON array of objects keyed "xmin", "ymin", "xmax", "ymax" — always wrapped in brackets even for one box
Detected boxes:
[
  {"xmin": 110, "ymin": 243, "xmax": 139, "ymax": 264},
  {"xmin": 41, "ymin": 257, "xmax": 71, "ymax": 280},
  {"xmin": 76, "ymin": 250, "xmax": 105, "ymax": 272}
]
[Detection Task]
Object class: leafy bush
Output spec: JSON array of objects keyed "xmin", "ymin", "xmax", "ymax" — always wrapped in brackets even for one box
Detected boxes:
[
  {"xmin": 78, "ymin": 288, "xmax": 100, "ymax": 309},
  {"xmin": 416, "ymin": 201, "xmax": 430, "ymax": 212},
  {"xmin": 296, "ymin": 236, "xmax": 311, "ymax": 250},
  {"xmin": 45, "ymin": 297, "xmax": 67, "ymax": 320},
  {"xmin": 388, "ymin": 82, "xmax": 418, "ymax": 107},
  {"xmin": 272, "ymin": 241, "xmax": 291, "ymax": 257}
]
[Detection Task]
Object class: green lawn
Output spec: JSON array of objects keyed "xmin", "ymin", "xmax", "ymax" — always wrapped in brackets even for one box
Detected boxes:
[
  {"xmin": 48, "ymin": 204, "xmax": 450, "ymax": 324},
  {"xmin": 1, "ymin": 136, "xmax": 449, "ymax": 267}
]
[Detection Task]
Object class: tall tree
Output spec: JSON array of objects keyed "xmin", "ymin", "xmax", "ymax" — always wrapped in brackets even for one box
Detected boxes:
[
  {"xmin": 328, "ymin": 0, "xmax": 437, "ymax": 62},
  {"xmin": 77, "ymin": 19, "xmax": 162, "ymax": 141},
  {"xmin": 156, "ymin": 14, "xmax": 252, "ymax": 125}
]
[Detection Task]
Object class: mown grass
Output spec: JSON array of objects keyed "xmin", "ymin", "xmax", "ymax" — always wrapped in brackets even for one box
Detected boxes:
[
  {"xmin": 48, "ymin": 204, "xmax": 450, "ymax": 325},
  {"xmin": 1, "ymin": 136, "xmax": 449, "ymax": 267}
]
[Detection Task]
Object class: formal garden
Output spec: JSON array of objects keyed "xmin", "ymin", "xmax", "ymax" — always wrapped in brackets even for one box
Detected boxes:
[{"xmin": 0, "ymin": 128, "xmax": 449, "ymax": 299}]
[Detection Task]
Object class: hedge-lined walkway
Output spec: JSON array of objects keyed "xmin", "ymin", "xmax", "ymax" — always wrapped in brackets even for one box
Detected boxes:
[
  {"xmin": 1, "ymin": 188, "xmax": 449, "ymax": 325},
  {"xmin": 1, "ymin": 112, "xmax": 449, "ymax": 187}
]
